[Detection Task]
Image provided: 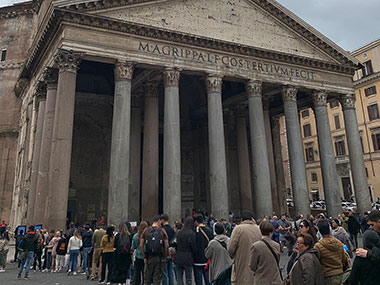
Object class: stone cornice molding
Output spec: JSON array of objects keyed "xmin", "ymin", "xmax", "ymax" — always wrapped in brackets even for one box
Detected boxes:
[
  {"xmin": 35, "ymin": 81, "xmax": 47, "ymax": 98},
  {"xmin": 312, "ymin": 91, "xmax": 328, "ymax": 107},
  {"xmin": 163, "ymin": 68, "xmax": 180, "ymax": 88},
  {"xmin": 246, "ymin": 80, "xmax": 262, "ymax": 98},
  {"xmin": 339, "ymin": 94, "xmax": 356, "ymax": 110},
  {"xmin": 0, "ymin": 62, "xmax": 23, "ymax": 71},
  {"xmin": 114, "ymin": 61, "xmax": 134, "ymax": 80},
  {"xmin": 0, "ymin": 1, "xmax": 40, "ymax": 20},
  {"xmin": 43, "ymin": 67, "xmax": 59, "ymax": 89},
  {"xmin": 14, "ymin": 78, "xmax": 29, "ymax": 98},
  {"xmin": 58, "ymin": 0, "xmax": 357, "ymax": 67},
  {"xmin": 282, "ymin": 86, "xmax": 298, "ymax": 102},
  {"xmin": 20, "ymin": 7, "xmax": 357, "ymax": 81},
  {"xmin": 145, "ymin": 81, "xmax": 159, "ymax": 98},
  {"xmin": 205, "ymin": 75, "xmax": 223, "ymax": 93},
  {"xmin": 54, "ymin": 49, "xmax": 85, "ymax": 73},
  {"xmin": 353, "ymin": 71, "xmax": 380, "ymax": 89}
]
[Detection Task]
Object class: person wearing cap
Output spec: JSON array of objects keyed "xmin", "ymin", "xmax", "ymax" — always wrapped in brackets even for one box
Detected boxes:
[{"xmin": 17, "ymin": 226, "xmax": 38, "ymax": 280}]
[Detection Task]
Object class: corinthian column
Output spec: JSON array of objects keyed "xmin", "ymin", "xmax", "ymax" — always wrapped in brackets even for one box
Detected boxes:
[
  {"xmin": 26, "ymin": 82, "xmax": 46, "ymax": 225},
  {"xmin": 312, "ymin": 91, "xmax": 341, "ymax": 218},
  {"xmin": 206, "ymin": 75, "xmax": 229, "ymax": 219},
  {"xmin": 246, "ymin": 80, "xmax": 273, "ymax": 217},
  {"xmin": 340, "ymin": 94, "xmax": 371, "ymax": 213},
  {"xmin": 163, "ymin": 68, "xmax": 181, "ymax": 222},
  {"xmin": 282, "ymin": 86, "xmax": 310, "ymax": 215},
  {"xmin": 141, "ymin": 82, "xmax": 159, "ymax": 220},
  {"xmin": 46, "ymin": 50, "xmax": 84, "ymax": 230},
  {"xmin": 108, "ymin": 61, "xmax": 134, "ymax": 225}
]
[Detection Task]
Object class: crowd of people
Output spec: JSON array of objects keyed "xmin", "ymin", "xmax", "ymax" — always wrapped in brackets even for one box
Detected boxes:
[{"xmin": 0, "ymin": 209, "xmax": 379, "ymax": 284}]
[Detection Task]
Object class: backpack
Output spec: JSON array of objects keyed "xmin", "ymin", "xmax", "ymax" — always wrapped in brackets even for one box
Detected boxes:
[
  {"xmin": 117, "ymin": 234, "xmax": 130, "ymax": 255},
  {"xmin": 145, "ymin": 227, "xmax": 163, "ymax": 257},
  {"xmin": 56, "ymin": 239, "xmax": 67, "ymax": 255}
]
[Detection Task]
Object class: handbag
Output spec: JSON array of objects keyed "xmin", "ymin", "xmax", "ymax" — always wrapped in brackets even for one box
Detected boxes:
[{"xmin": 261, "ymin": 239, "xmax": 283, "ymax": 281}]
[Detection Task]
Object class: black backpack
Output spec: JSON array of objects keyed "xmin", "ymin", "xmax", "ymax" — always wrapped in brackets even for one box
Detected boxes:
[
  {"xmin": 116, "ymin": 234, "xmax": 130, "ymax": 255},
  {"xmin": 145, "ymin": 227, "xmax": 163, "ymax": 257}
]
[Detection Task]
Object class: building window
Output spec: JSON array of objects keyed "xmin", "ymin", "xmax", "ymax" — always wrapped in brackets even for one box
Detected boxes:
[
  {"xmin": 334, "ymin": 136, "xmax": 346, "ymax": 156},
  {"xmin": 301, "ymin": 110, "xmax": 309, "ymax": 118},
  {"xmin": 371, "ymin": 127, "xmax": 380, "ymax": 151},
  {"xmin": 334, "ymin": 114, "xmax": 341, "ymax": 130},
  {"xmin": 0, "ymin": 50, "xmax": 6, "ymax": 62},
  {"xmin": 303, "ymin": 123, "xmax": 311, "ymax": 137},
  {"xmin": 305, "ymin": 143, "xmax": 314, "ymax": 162},
  {"xmin": 330, "ymin": 100, "xmax": 339, "ymax": 109},
  {"xmin": 365, "ymin": 86, "xmax": 377, "ymax": 97},
  {"xmin": 368, "ymin": 103, "xmax": 380, "ymax": 121},
  {"xmin": 362, "ymin": 60, "xmax": 373, "ymax": 77},
  {"xmin": 311, "ymin": 172, "xmax": 318, "ymax": 183}
]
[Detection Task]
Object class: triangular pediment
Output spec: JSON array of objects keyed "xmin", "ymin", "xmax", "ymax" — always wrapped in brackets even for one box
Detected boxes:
[{"xmin": 85, "ymin": 0, "xmax": 349, "ymax": 64}]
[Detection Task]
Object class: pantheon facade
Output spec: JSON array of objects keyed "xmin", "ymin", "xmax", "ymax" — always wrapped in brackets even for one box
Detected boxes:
[{"xmin": 1, "ymin": 0, "xmax": 372, "ymax": 230}]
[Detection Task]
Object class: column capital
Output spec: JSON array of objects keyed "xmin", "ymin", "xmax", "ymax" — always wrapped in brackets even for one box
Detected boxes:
[
  {"xmin": 145, "ymin": 81, "xmax": 160, "ymax": 98},
  {"xmin": 35, "ymin": 81, "xmax": 47, "ymax": 101},
  {"xmin": 312, "ymin": 91, "xmax": 328, "ymax": 107},
  {"xmin": 115, "ymin": 61, "xmax": 134, "ymax": 81},
  {"xmin": 43, "ymin": 67, "xmax": 58, "ymax": 89},
  {"xmin": 163, "ymin": 68, "xmax": 180, "ymax": 88},
  {"xmin": 205, "ymin": 74, "xmax": 223, "ymax": 93},
  {"xmin": 282, "ymin": 86, "xmax": 298, "ymax": 102},
  {"xmin": 54, "ymin": 49, "xmax": 85, "ymax": 74},
  {"xmin": 339, "ymin": 94, "xmax": 356, "ymax": 110},
  {"xmin": 232, "ymin": 103, "xmax": 248, "ymax": 118},
  {"xmin": 245, "ymin": 80, "xmax": 262, "ymax": 98}
]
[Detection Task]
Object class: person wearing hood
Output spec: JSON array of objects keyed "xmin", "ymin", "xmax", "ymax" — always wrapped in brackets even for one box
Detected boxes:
[
  {"xmin": 205, "ymin": 223, "xmax": 233, "ymax": 284},
  {"xmin": 17, "ymin": 226, "xmax": 38, "ymax": 280},
  {"xmin": 314, "ymin": 220, "xmax": 348, "ymax": 285},
  {"xmin": 288, "ymin": 233, "xmax": 324, "ymax": 285},
  {"xmin": 349, "ymin": 229, "xmax": 380, "ymax": 285},
  {"xmin": 331, "ymin": 219, "xmax": 352, "ymax": 257}
]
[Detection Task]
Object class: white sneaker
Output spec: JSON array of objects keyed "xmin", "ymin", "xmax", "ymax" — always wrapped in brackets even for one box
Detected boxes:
[
  {"xmin": 0, "ymin": 269, "xmax": 5, "ymax": 273},
  {"xmin": 73, "ymin": 272, "xmax": 77, "ymax": 275}
]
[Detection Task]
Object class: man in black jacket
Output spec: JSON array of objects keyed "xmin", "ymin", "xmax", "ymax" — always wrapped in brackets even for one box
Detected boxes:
[
  {"xmin": 17, "ymin": 226, "xmax": 37, "ymax": 279},
  {"xmin": 193, "ymin": 214, "xmax": 213, "ymax": 285},
  {"xmin": 348, "ymin": 212, "xmax": 361, "ymax": 249},
  {"xmin": 356, "ymin": 210, "xmax": 380, "ymax": 264}
]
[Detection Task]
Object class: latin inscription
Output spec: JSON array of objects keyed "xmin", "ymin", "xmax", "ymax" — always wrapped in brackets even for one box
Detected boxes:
[{"xmin": 138, "ymin": 42, "xmax": 315, "ymax": 80}]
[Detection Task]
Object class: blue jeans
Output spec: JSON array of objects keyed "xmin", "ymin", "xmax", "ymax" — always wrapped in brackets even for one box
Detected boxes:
[
  {"xmin": 82, "ymin": 247, "xmax": 92, "ymax": 271},
  {"xmin": 44, "ymin": 252, "xmax": 52, "ymax": 270},
  {"xmin": 193, "ymin": 265, "xmax": 210, "ymax": 285},
  {"xmin": 69, "ymin": 249, "xmax": 80, "ymax": 273},
  {"xmin": 162, "ymin": 258, "xmax": 175, "ymax": 285},
  {"xmin": 18, "ymin": 251, "xmax": 34, "ymax": 278}
]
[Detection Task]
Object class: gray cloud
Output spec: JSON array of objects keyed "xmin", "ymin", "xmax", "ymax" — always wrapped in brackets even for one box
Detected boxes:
[{"xmin": 1, "ymin": 0, "xmax": 379, "ymax": 51}]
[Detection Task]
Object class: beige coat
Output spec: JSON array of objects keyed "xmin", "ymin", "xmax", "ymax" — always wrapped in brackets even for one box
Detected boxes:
[
  {"xmin": 227, "ymin": 220, "xmax": 262, "ymax": 284},
  {"xmin": 249, "ymin": 237, "xmax": 282, "ymax": 285}
]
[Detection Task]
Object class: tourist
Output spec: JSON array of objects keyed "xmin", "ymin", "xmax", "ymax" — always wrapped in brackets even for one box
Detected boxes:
[
  {"xmin": 192, "ymin": 214, "xmax": 213, "ymax": 285},
  {"xmin": 228, "ymin": 210, "xmax": 261, "ymax": 285},
  {"xmin": 173, "ymin": 216, "xmax": 196, "ymax": 285},
  {"xmin": 347, "ymin": 212, "xmax": 360, "ymax": 249},
  {"xmin": 349, "ymin": 229, "xmax": 380, "ymax": 284},
  {"xmin": 299, "ymin": 219, "xmax": 318, "ymax": 243},
  {"xmin": 13, "ymin": 229, "xmax": 23, "ymax": 263},
  {"xmin": 288, "ymin": 233, "xmax": 324, "ymax": 284},
  {"xmin": 32, "ymin": 230, "xmax": 44, "ymax": 271},
  {"xmin": 339, "ymin": 213, "xmax": 349, "ymax": 233},
  {"xmin": 278, "ymin": 214, "xmax": 292, "ymax": 251},
  {"xmin": 360, "ymin": 212, "xmax": 370, "ymax": 233},
  {"xmin": 284, "ymin": 232, "xmax": 297, "ymax": 276},
  {"xmin": 0, "ymin": 231, "xmax": 10, "ymax": 272},
  {"xmin": 0, "ymin": 221, "xmax": 6, "ymax": 236},
  {"xmin": 17, "ymin": 225, "xmax": 37, "ymax": 280},
  {"xmin": 43, "ymin": 231, "xmax": 54, "ymax": 272},
  {"xmin": 331, "ymin": 218, "xmax": 352, "ymax": 257},
  {"xmin": 81, "ymin": 225, "xmax": 93, "ymax": 274},
  {"xmin": 270, "ymin": 215, "xmax": 280, "ymax": 244},
  {"xmin": 140, "ymin": 215, "xmax": 169, "ymax": 285},
  {"xmin": 100, "ymin": 226, "xmax": 115, "ymax": 284},
  {"xmin": 205, "ymin": 223, "xmax": 233, "ymax": 285},
  {"xmin": 295, "ymin": 215, "xmax": 303, "ymax": 231},
  {"xmin": 314, "ymin": 220, "xmax": 348, "ymax": 284},
  {"xmin": 51, "ymin": 231, "xmax": 61, "ymax": 271},
  {"xmin": 249, "ymin": 221, "xmax": 282, "ymax": 285},
  {"xmin": 356, "ymin": 209, "xmax": 380, "ymax": 263},
  {"xmin": 91, "ymin": 224, "xmax": 106, "ymax": 281},
  {"xmin": 67, "ymin": 229, "xmax": 82, "ymax": 275},
  {"xmin": 55, "ymin": 233, "xmax": 68, "ymax": 272},
  {"xmin": 111, "ymin": 223, "xmax": 132, "ymax": 284},
  {"xmin": 161, "ymin": 214, "xmax": 175, "ymax": 285},
  {"xmin": 131, "ymin": 221, "xmax": 148, "ymax": 285}
]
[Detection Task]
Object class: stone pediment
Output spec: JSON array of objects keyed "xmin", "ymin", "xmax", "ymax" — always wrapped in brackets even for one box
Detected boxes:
[{"xmin": 72, "ymin": 0, "xmax": 352, "ymax": 65}]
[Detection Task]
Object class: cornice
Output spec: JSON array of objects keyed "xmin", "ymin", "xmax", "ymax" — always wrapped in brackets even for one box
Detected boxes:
[
  {"xmin": 57, "ymin": 0, "xmax": 358, "ymax": 68},
  {"xmin": 0, "ymin": 1, "xmax": 40, "ymax": 19},
  {"xmin": 20, "ymin": 7, "xmax": 359, "ymax": 83},
  {"xmin": 0, "ymin": 62, "xmax": 23, "ymax": 71},
  {"xmin": 353, "ymin": 71, "xmax": 380, "ymax": 89}
]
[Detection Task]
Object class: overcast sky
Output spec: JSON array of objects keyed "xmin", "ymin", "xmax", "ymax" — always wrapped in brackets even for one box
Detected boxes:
[{"xmin": 1, "ymin": 0, "xmax": 379, "ymax": 52}]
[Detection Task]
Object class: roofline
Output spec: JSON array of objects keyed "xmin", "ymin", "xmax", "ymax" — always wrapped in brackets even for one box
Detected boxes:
[{"xmin": 351, "ymin": 39, "xmax": 380, "ymax": 56}]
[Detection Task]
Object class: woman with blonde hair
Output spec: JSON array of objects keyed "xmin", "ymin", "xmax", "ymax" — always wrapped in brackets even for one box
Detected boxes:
[
  {"xmin": 51, "ymin": 231, "xmax": 61, "ymax": 271},
  {"xmin": 131, "ymin": 221, "xmax": 148, "ymax": 285},
  {"xmin": 67, "ymin": 229, "xmax": 82, "ymax": 275}
]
